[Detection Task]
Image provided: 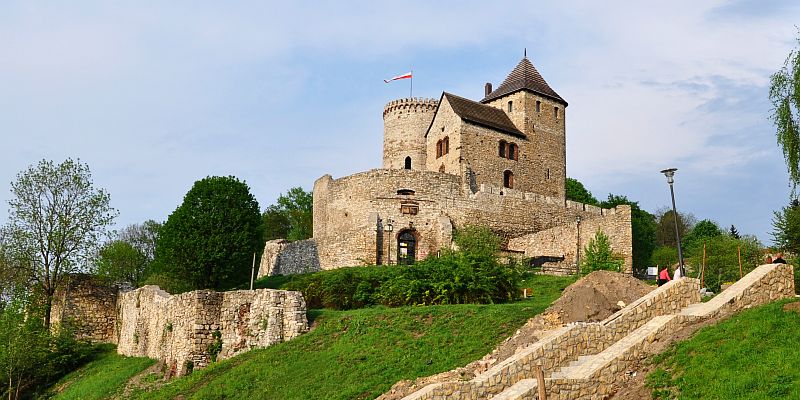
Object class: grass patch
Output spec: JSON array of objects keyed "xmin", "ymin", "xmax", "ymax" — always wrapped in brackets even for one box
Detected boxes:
[
  {"xmin": 49, "ymin": 344, "xmax": 155, "ymax": 400},
  {"xmin": 57, "ymin": 274, "xmax": 574, "ymax": 400},
  {"xmin": 647, "ymin": 299, "xmax": 800, "ymax": 399}
]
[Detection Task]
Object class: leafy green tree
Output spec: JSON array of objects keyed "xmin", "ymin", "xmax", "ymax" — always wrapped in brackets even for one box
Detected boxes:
[
  {"xmin": 96, "ymin": 220, "xmax": 161, "ymax": 287},
  {"xmin": 771, "ymin": 199, "xmax": 800, "ymax": 253},
  {"xmin": 153, "ymin": 176, "xmax": 262, "ymax": 292},
  {"xmin": 95, "ymin": 241, "xmax": 148, "ymax": 287},
  {"xmin": 1, "ymin": 159, "xmax": 116, "ymax": 328},
  {"xmin": 654, "ymin": 208, "xmax": 696, "ymax": 248},
  {"xmin": 650, "ymin": 245, "xmax": 678, "ymax": 268},
  {"xmin": 565, "ymin": 177, "xmax": 599, "ymax": 205},
  {"xmin": 600, "ymin": 194, "xmax": 656, "ymax": 272},
  {"xmin": 262, "ymin": 187, "xmax": 313, "ymax": 242},
  {"xmin": 682, "ymin": 219, "xmax": 723, "ymax": 249},
  {"xmin": 770, "ymin": 33, "xmax": 800, "ymax": 193},
  {"xmin": 685, "ymin": 235, "xmax": 762, "ymax": 291},
  {"xmin": 581, "ymin": 229, "xmax": 624, "ymax": 274}
]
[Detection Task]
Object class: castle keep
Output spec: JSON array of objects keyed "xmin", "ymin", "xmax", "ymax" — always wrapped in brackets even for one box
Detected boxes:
[{"xmin": 261, "ymin": 57, "xmax": 633, "ymax": 276}]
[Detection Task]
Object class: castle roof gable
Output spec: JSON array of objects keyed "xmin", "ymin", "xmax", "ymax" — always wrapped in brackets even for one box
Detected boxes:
[
  {"xmin": 481, "ymin": 57, "xmax": 567, "ymax": 105},
  {"xmin": 440, "ymin": 92, "xmax": 525, "ymax": 138}
]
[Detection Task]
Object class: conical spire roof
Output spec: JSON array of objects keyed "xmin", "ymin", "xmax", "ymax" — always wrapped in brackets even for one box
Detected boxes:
[{"xmin": 481, "ymin": 57, "xmax": 566, "ymax": 105}]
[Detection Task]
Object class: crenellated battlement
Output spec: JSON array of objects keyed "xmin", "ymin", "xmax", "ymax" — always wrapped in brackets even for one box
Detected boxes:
[
  {"xmin": 471, "ymin": 183, "xmax": 610, "ymax": 216},
  {"xmin": 383, "ymin": 97, "xmax": 439, "ymax": 118}
]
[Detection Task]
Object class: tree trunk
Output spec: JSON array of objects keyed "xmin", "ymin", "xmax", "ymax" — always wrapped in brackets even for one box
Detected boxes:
[{"xmin": 44, "ymin": 291, "xmax": 54, "ymax": 331}]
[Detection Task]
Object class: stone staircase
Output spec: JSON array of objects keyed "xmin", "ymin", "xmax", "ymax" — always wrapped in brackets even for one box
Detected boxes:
[{"xmin": 399, "ymin": 263, "xmax": 795, "ymax": 400}]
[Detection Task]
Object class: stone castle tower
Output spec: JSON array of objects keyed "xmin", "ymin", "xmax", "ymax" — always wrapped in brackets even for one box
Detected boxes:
[{"xmin": 382, "ymin": 98, "xmax": 439, "ymax": 170}]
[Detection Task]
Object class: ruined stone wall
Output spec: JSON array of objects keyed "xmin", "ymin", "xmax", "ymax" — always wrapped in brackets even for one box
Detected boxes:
[
  {"xmin": 51, "ymin": 274, "xmax": 121, "ymax": 343},
  {"xmin": 383, "ymin": 98, "xmax": 438, "ymax": 170},
  {"xmin": 257, "ymin": 238, "xmax": 321, "ymax": 278},
  {"xmin": 312, "ymin": 169, "xmax": 617, "ymax": 270},
  {"xmin": 507, "ymin": 205, "xmax": 633, "ymax": 273},
  {"xmin": 117, "ymin": 286, "xmax": 308, "ymax": 377}
]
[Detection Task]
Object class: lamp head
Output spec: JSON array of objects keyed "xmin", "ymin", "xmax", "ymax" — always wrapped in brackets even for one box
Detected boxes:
[{"xmin": 660, "ymin": 168, "xmax": 677, "ymax": 184}]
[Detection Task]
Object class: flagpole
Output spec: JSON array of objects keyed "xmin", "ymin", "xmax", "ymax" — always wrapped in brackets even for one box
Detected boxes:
[{"xmin": 410, "ymin": 70, "xmax": 413, "ymax": 98}]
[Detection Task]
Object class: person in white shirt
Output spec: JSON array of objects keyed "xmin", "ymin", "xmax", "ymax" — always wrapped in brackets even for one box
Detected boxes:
[{"xmin": 673, "ymin": 266, "xmax": 683, "ymax": 280}]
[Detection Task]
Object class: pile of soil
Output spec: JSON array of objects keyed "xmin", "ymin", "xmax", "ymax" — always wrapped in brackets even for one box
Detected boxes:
[{"xmin": 378, "ymin": 271, "xmax": 654, "ymax": 400}]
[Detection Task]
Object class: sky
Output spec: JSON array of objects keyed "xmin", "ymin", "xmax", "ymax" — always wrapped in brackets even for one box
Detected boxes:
[{"xmin": 1, "ymin": 0, "xmax": 799, "ymax": 244}]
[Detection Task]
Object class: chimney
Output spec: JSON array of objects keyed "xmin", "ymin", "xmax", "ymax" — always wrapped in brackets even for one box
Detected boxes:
[{"xmin": 485, "ymin": 82, "xmax": 492, "ymax": 97}]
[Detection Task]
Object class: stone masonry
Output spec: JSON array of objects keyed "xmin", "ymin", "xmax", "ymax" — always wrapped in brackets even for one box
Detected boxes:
[
  {"xmin": 397, "ymin": 263, "xmax": 795, "ymax": 399},
  {"xmin": 117, "ymin": 286, "xmax": 308, "ymax": 377},
  {"xmin": 52, "ymin": 279, "xmax": 309, "ymax": 378},
  {"xmin": 261, "ymin": 56, "xmax": 634, "ymax": 276}
]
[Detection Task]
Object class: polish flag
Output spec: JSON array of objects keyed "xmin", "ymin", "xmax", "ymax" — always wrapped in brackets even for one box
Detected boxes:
[{"xmin": 384, "ymin": 72, "xmax": 412, "ymax": 83}]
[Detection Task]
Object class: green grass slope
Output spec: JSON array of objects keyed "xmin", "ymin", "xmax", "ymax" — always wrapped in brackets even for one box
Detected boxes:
[
  {"xmin": 50, "ymin": 274, "xmax": 575, "ymax": 400},
  {"xmin": 647, "ymin": 299, "xmax": 800, "ymax": 399},
  {"xmin": 49, "ymin": 344, "xmax": 155, "ymax": 400}
]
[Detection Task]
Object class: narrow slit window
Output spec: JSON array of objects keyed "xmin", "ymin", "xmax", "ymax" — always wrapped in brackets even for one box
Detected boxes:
[
  {"xmin": 404, "ymin": 156, "xmax": 411, "ymax": 169},
  {"xmin": 536, "ymin": 101, "xmax": 541, "ymax": 113},
  {"xmin": 499, "ymin": 140, "xmax": 507, "ymax": 158},
  {"xmin": 554, "ymin": 107, "xmax": 559, "ymax": 119},
  {"xmin": 508, "ymin": 101, "xmax": 513, "ymax": 112}
]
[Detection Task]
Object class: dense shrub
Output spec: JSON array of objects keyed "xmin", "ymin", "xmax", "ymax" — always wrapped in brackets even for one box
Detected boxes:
[
  {"xmin": 580, "ymin": 229, "xmax": 624, "ymax": 274},
  {"xmin": 269, "ymin": 225, "xmax": 522, "ymax": 310}
]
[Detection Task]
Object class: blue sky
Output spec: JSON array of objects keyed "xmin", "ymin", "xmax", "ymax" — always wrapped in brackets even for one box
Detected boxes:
[{"xmin": 1, "ymin": 0, "xmax": 799, "ymax": 244}]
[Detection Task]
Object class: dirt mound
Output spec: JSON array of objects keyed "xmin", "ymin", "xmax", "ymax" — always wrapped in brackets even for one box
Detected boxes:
[
  {"xmin": 546, "ymin": 270, "xmax": 654, "ymax": 325},
  {"xmin": 378, "ymin": 272, "xmax": 654, "ymax": 400}
]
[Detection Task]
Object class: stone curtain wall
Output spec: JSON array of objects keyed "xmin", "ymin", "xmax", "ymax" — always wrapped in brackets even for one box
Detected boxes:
[
  {"xmin": 51, "ymin": 274, "xmax": 121, "ymax": 343},
  {"xmin": 507, "ymin": 205, "xmax": 633, "ymax": 273},
  {"xmin": 399, "ymin": 263, "xmax": 795, "ymax": 400},
  {"xmin": 117, "ymin": 286, "xmax": 308, "ymax": 377},
  {"xmin": 312, "ymin": 169, "xmax": 622, "ymax": 270},
  {"xmin": 258, "ymin": 238, "xmax": 321, "ymax": 278}
]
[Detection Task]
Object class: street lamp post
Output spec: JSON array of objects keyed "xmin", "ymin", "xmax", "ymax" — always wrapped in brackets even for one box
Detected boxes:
[{"xmin": 660, "ymin": 168, "xmax": 685, "ymax": 277}]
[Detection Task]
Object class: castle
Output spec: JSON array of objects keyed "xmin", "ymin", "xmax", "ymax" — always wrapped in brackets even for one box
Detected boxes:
[{"xmin": 260, "ymin": 56, "xmax": 633, "ymax": 276}]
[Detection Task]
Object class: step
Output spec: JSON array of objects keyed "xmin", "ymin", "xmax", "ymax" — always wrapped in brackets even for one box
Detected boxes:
[
  {"xmin": 549, "ymin": 355, "xmax": 594, "ymax": 379},
  {"xmin": 488, "ymin": 378, "xmax": 537, "ymax": 400}
]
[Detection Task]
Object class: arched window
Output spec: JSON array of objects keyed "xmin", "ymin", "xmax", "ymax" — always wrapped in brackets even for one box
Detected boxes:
[
  {"xmin": 508, "ymin": 143, "xmax": 518, "ymax": 161},
  {"xmin": 536, "ymin": 100, "xmax": 541, "ymax": 113},
  {"xmin": 498, "ymin": 140, "xmax": 507, "ymax": 158},
  {"xmin": 503, "ymin": 170, "xmax": 514, "ymax": 189},
  {"xmin": 443, "ymin": 136, "xmax": 449, "ymax": 155},
  {"xmin": 397, "ymin": 230, "xmax": 417, "ymax": 265},
  {"xmin": 436, "ymin": 140, "xmax": 442, "ymax": 158},
  {"xmin": 404, "ymin": 156, "xmax": 411, "ymax": 169},
  {"xmin": 554, "ymin": 107, "xmax": 560, "ymax": 119}
]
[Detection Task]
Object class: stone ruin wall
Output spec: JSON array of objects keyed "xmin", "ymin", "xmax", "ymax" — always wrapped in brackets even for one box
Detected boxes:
[
  {"xmin": 507, "ymin": 204, "xmax": 633, "ymax": 273},
  {"xmin": 52, "ymin": 278, "xmax": 309, "ymax": 378},
  {"xmin": 311, "ymin": 168, "xmax": 623, "ymax": 271},
  {"xmin": 257, "ymin": 238, "xmax": 321, "ymax": 279},
  {"xmin": 116, "ymin": 286, "xmax": 308, "ymax": 377},
  {"xmin": 51, "ymin": 274, "xmax": 121, "ymax": 343}
]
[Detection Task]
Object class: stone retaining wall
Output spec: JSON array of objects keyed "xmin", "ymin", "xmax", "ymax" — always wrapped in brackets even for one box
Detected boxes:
[
  {"xmin": 399, "ymin": 263, "xmax": 795, "ymax": 400},
  {"xmin": 117, "ymin": 286, "xmax": 308, "ymax": 377}
]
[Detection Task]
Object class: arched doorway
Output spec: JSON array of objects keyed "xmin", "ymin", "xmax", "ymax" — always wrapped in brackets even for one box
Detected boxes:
[
  {"xmin": 397, "ymin": 230, "xmax": 416, "ymax": 265},
  {"xmin": 404, "ymin": 156, "xmax": 412, "ymax": 169}
]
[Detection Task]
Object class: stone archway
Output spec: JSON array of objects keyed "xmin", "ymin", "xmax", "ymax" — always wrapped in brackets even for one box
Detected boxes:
[{"xmin": 397, "ymin": 230, "xmax": 417, "ymax": 265}]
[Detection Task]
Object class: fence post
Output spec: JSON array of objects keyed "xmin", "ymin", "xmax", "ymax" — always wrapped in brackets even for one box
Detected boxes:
[{"xmin": 535, "ymin": 363, "xmax": 547, "ymax": 400}]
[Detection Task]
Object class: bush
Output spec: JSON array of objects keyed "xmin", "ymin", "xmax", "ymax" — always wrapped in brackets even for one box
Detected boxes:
[
  {"xmin": 581, "ymin": 229, "xmax": 624, "ymax": 274},
  {"xmin": 272, "ymin": 225, "xmax": 522, "ymax": 310}
]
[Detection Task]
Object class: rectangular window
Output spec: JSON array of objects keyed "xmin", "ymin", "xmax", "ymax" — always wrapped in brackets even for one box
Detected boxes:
[
  {"xmin": 554, "ymin": 107, "xmax": 559, "ymax": 119},
  {"xmin": 536, "ymin": 101, "xmax": 541, "ymax": 113},
  {"xmin": 508, "ymin": 101, "xmax": 513, "ymax": 112}
]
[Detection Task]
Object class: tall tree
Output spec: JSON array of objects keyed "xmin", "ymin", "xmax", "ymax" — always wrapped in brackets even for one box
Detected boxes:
[
  {"xmin": 262, "ymin": 187, "xmax": 313, "ymax": 242},
  {"xmin": 772, "ymin": 199, "xmax": 800, "ymax": 253},
  {"xmin": 565, "ymin": 177, "xmax": 599, "ymax": 205},
  {"xmin": 682, "ymin": 219, "xmax": 723, "ymax": 249},
  {"xmin": 154, "ymin": 176, "xmax": 261, "ymax": 291},
  {"xmin": 770, "ymin": 33, "xmax": 800, "ymax": 193},
  {"xmin": 1, "ymin": 159, "xmax": 116, "ymax": 328},
  {"xmin": 95, "ymin": 220, "xmax": 161, "ymax": 287},
  {"xmin": 654, "ymin": 207, "xmax": 697, "ymax": 248},
  {"xmin": 581, "ymin": 229, "xmax": 624, "ymax": 274},
  {"xmin": 728, "ymin": 224, "xmax": 741, "ymax": 239},
  {"xmin": 600, "ymin": 194, "xmax": 657, "ymax": 272}
]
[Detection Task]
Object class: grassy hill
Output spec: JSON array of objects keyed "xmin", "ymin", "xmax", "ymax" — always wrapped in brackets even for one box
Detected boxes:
[{"xmin": 49, "ymin": 274, "xmax": 575, "ymax": 400}]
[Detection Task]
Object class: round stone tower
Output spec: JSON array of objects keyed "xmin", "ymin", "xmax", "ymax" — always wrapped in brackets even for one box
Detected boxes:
[{"xmin": 382, "ymin": 97, "xmax": 439, "ymax": 170}]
